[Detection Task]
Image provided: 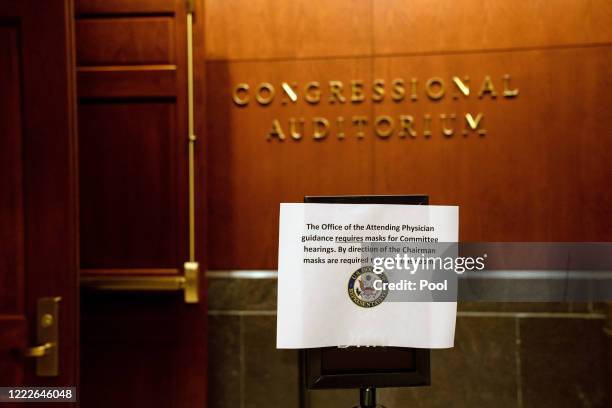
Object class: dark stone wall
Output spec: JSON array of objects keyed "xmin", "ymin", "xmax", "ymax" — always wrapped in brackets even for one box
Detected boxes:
[{"xmin": 207, "ymin": 276, "xmax": 607, "ymax": 408}]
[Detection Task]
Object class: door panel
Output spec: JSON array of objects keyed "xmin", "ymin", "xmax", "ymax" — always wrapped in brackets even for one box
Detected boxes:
[
  {"xmin": 79, "ymin": 102, "xmax": 180, "ymax": 269},
  {"xmin": 76, "ymin": 18, "xmax": 176, "ymax": 66},
  {"xmin": 76, "ymin": 0, "xmax": 207, "ymax": 406},
  {"xmin": 76, "ymin": 0, "xmax": 175, "ymax": 15},
  {"xmin": 77, "ymin": 0, "xmax": 188, "ymax": 277},
  {"xmin": 0, "ymin": 0, "xmax": 78, "ymax": 397},
  {"xmin": 0, "ymin": 23, "xmax": 24, "ymax": 313},
  {"xmin": 0, "ymin": 21, "xmax": 25, "ymax": 385}
]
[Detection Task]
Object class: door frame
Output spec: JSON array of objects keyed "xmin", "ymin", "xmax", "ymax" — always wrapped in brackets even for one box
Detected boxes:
[{"xmin": 0, "ymin": 0, "xmax": 79, "ymax": 394}]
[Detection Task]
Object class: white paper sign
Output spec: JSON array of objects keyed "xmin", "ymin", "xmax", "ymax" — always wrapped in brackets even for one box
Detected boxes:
[{"xmin": 277, "ymin": 203, "xmax": 459, "ymax": 349}]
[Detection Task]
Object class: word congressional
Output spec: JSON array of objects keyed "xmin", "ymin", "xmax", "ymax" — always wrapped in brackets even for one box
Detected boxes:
[
  {"xmin": 232, "ymin": 75, "xmax": 519, "ymax": 106},
  {"xmin": 232, "ymin": 75, "xmax": 519, "ymax": 140}
]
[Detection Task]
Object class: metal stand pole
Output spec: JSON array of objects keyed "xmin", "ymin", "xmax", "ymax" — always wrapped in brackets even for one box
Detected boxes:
[{"xmin": 354, "ymin": 386, "xmax": 385, "ymax": 408}]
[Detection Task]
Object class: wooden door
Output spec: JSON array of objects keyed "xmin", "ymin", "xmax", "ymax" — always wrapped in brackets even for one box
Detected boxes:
[
  {"xmin": 0, "ymin": 0, "xmax": 79, "ymax": 400},
  {"xmin": 75, "ymin": 0, "xmax": 207, "ymax": 406}
]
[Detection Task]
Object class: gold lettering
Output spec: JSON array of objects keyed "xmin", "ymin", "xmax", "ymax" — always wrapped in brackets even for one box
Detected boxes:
[
  {"xmin": 392, "ymin": 79, "xmax": 405, "ymax": 102},
  {"xmin": 232, "ymin": 83, "xmax": 249, "ymax": 106},
  {"xmin": 463, "ymin": 113, "xmax": 486, "ymax": 136},
  {"xmin": 289, "ymin": 118, "xmax": 304, "ymax": 140},
  {"xmin": 426, "ymin": 77, "xmax": 445, "ymax": 100},
  {"xmin": 440, "ymin": 114, "xmax": 456, "ymax": 137},
  {"xmin": 337, "ymin": 116, "xmax": 345, "ymax": 139},
  {"xmin": 313, "ymin": 117, "xmax": 329, "ymax": 140},
  {"xmin": 502, "ymin": 74, "xmax": 519, "ymax": 98},
  {"xmin": 410, "ymin": 78, "xmax": 418, "ymax": 101},
  {"xmin": 399, "ymin": 115, "xmax": 417, "ymax": 138},
  {"xmin": 305, "ymin": 82, "xmax": 321, "ymax": 104},
  {"xmin": 478, "ymin": 76, "xmax": 497, "ymax": 99},
  {"xmin": 351, "ymin": 80, "xmax": 365, "ymax": 103},
  {"xmin": 267, "ymin": 119, "xmax": 285, "ymax": 141},
  {"xmin": 329, "ymin": 81, "xmax": 346, "ymax": 104},
  {"xmin": 255, "ymin": 82, "xmax": 275, "ymax": 105},
  {"xmin": 352, "ymin": 116, "xmax": 368, "ymax": 139},
  {"xmin": 372, "ymin": 79, "xmax": 385, "ymax": 102},
  {"xmin": 374, "ymin": 115, "xmax": 393, "ymax": 138},
  {"xmin": 281, "ymin": 82, "xmax": 298, "ymax": 104},
  {"xmin": 423, "ymin": 114, "xmax": 432, "ymax": 138},
  {"xmin": 452, "ymin": 76, "xmax": 470, "ymax": 98}
]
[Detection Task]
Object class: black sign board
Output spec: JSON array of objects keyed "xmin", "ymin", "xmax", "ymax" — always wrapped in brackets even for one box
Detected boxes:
[{"xmin": 302, "ymin": 195, "xmax": 431, "ymax": 391}]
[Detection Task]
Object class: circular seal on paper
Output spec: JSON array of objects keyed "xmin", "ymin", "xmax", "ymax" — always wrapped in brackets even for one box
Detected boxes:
[{"xmin": 347, "ymin": 266, "xmax": 389, "ymax": 308}]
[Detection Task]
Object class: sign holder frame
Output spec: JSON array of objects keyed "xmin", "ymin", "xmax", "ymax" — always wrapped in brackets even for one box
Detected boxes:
[{"xmin": 300, "ymin": 195, "xmax": 432, "ymax": 407}]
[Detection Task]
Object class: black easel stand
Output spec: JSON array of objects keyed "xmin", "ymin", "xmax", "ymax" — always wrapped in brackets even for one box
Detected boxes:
[{"xmin": 301, "ymin": 196, "xmax": 433, "ymax": 408}]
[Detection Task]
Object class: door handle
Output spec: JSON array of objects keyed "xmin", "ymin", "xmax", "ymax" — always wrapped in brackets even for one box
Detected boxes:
[
  {"xmin": 23, "ymin": 297, "xmax": 61, "ymax": 376},
  {"xmin": 24, "ymin": 342, "xmax": 54, "ymax": 358},
  {"xmin": 80, "ymin": 262, "xmax": 200, "ymax": 303}
]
